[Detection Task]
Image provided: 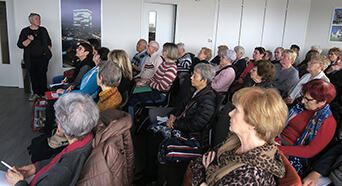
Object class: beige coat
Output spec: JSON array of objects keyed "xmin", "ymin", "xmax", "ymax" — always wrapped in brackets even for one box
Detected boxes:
[{"xmin": 77, "ymin": 109, "xmax": 134, "ymax": 186}]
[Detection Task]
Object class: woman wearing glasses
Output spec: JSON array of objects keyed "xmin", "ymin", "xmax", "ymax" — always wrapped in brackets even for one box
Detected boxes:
[
  {"xmin": 276, "ymin": 79, "xmax": 337, "ymax": 175},
  {"xmin": 284, "ymin": 55, "xmax": 330, "ymax": 105}
]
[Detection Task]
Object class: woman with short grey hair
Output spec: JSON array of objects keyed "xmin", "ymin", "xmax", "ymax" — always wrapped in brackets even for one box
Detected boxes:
[
  {"xmin": 97, "ymin": 61, "xmax": 123, "ymax": 111},
  {"xmin": 6, "ymin": 93, "xmax": 98, "ymax": 185},
  {"xmin": 211, "ymin": 49, "xmax": 236, "ymax": 93},
  {"xmin": 233, "ymin": 46, "xmax": 247, "ymax": 78}
]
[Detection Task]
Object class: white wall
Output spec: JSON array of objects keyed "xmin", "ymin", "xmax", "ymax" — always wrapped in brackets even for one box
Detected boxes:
[
  {"xmin": 304, "ymin": 0, "xmax": 342, "ymax": 55},
  {"xmin": 9, "ymin": 0, "xmax": 217, "ymax": 87}
]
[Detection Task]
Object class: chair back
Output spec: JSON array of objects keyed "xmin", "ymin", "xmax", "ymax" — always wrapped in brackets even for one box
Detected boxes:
[{"xmin": 277, "ymin": 151, "xmax": 302, "ymax": 186}]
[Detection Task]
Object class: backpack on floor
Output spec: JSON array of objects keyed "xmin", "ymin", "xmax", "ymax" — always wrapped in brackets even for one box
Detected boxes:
[{"xmin": 31, "ymin": 98, "xmax": 47, "ymax": 131}]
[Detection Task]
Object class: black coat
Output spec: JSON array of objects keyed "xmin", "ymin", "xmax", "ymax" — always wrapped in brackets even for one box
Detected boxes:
[{"xmin": 172, "ymin": 85, "xmax": 216, "ymax": 151}]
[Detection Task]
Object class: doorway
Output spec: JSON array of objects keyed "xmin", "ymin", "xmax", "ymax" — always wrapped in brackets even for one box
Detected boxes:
[{"xmin": 141, "ymin": 3, "xmax": 176, "ymax": 50}]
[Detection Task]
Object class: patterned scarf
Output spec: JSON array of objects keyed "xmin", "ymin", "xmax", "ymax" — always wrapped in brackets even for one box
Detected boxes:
[{"xmin": 287, "ymin": 103, "xmax": 332, "ymax": 174}]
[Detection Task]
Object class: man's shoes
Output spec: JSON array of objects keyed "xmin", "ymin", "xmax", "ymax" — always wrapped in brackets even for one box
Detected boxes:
[{"xmin": 28, "ymin": 94, "xmax": 40, "ymax": 101}]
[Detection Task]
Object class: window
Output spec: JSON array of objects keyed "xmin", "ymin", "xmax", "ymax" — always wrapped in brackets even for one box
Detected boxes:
[{"xmin": 148, "ymin": 11, "xmax": 157, "ymax": 42}]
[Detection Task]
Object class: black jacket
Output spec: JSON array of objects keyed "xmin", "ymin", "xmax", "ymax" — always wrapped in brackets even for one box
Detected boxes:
[
  {"xmin": 17, "ymin": 26, "xmax": 52, "ymax": 69},
  {"xmin": 16, "ymin": 134, "xmax": 93, "ymax": 186},
  {"xmin": 312, "ymin": 142, "xmax": 342, "ymax": 177},
  {"xmin": 172, "ymin": 85, "xmax": 216, "ymax": 151}
]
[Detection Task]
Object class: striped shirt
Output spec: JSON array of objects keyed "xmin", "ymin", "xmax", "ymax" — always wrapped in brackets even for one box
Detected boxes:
[{"xmin": 149, "ymin": 61, "xmax": 177, "ymax": 92}]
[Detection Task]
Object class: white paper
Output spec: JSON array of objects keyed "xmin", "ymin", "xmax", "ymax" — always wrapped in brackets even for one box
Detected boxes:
[
  {"xmin": 49, "ymin": 82, "xmax": 64, "ymax": 88},
  {"xmin": 156, "ymin": 116, "xmax": 169, "ymax": 124},
  {"xmin": 317, "ymin": 176, "xmax": 332, "ymax": 186}
]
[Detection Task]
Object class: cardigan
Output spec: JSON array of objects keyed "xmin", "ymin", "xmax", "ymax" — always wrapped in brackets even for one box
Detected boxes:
[
  {"xmin": 211, "ymin": 65, "xmax": 235, "ymax": 93},
  {"xmin": 136, "ymin": 52, "xmax": 163, "ymax": 79}
]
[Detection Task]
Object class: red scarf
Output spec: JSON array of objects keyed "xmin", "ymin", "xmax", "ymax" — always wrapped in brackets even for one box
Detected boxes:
[{"xmin": 30, "ymin": 133, "xmax": 93, "ymax": 185}]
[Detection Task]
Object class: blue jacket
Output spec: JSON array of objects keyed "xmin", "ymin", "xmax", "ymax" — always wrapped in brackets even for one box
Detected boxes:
[{"xmin": 64, "ymin": 66, "xmax": 100, "ymax": 98}]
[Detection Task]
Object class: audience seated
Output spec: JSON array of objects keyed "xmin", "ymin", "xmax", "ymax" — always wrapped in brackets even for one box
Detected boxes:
[
  {"xmin": 131, "ymin": 39, "xmax": 148, "ymax": 76},
  {"xmin": 272, "ymin": 47, "xmax": 284, "ymax": 64},
  {"xmin": 96, "ymin": 61, "xmax": 122, "ymax": 112},
  {"xmin": 277, "ymin": 79, "xmax": 337, "ymax": 175},
  {"xmin": 56, "ymin": 42, "xmax": 95, "ymax": 92},
  {"xmin": 264, "ymin": 50, "xmax": 273, "ymax": 61},
  {"xmin": 272, "ymin": 49, "xmax": 299, "ymax": 98},
  {"xmin": 56, "ymin": 47, "xmax": 109, "ymax": 98},
  {"xmin": 135, "ymin": 41, "xmax": 163, "ymax": 80},
  {"xmin": 191, "ymin": 87, "xmax": 288, "ymax": 186},
  {"xmin": 211, "ymin": 49, "xmax": 236, "ymax": 93},
  {"xmin": 285, "ymin": 55, "xmax": 330, "ymax": 105},
  {"xmin": 158, "ymin": 63, "xmax": 217, "ymax": 185},
  {"xmin": 77, "ymin": 108, "xmax": 134, "ymax": 186},
  {"xmin": 108, "ymin": 49, "xmax": 134, "ymax": 96},
  {"xmin": 230, "ymin": 47, "xmax": 265, "ymax": 94},
  {"xmin": 232, "ymin": 46, "xmax": 247, "ymax": 78},
  {"xmin": 6, "ymin": 93, "xmax": 98, "ymax": 185},
  {"xmin": 210, "ymin": 45, "xmax": 228, "ymax": 66},
  {"xmin": 326, "ymin": 47, "xmax": 341, "ymax": 71},
  {"xmin": 243, "ymin": 60, "xmax": 275, "ymax": 88},
  {"xmin": 175, "ymin": 42, "xmax": 193, "ymax": 77},
  {"xmin": 290, "ymin": 44, "xmax": 301, "ymax": 67},
  {"xmin": 190, "ymin": 47, "xmax": 212, "ymax": 72},
  {"xmin": 128, "ymin": 43, "xmax": 178, "ymax": 119},
  {"xmin": 298, "ymin": 49, "xmax": 320, "ymax": 77}
]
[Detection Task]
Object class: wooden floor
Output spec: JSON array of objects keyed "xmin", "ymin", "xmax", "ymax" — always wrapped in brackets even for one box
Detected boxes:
[{"xmin": 0, "ymin": 87, "xmax": 39, "ymax": 171}]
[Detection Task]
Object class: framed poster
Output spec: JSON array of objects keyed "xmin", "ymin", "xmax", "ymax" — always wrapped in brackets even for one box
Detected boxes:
[
  {"xmin": 329, "ymin": 8, "xmax": 342, "ymax": 42},
  {"xmin": 60, "ymin": 0, "xmax": 101, "ymax": 66}
]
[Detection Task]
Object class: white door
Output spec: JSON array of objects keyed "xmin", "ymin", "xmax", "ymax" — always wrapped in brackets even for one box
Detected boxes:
[
  {"xmin": 142, "ymin": 3, "xmax": 176, "ymax": 52},
  {"xmin": 0, "ymin": 0, "xmax": 19, "ymax": 87}
]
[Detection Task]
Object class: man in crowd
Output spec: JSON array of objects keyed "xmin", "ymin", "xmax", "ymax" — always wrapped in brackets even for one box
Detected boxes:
[
  {"xmin": 17, "ymin": 13, "xmax": 52, "ymax": 101},
  {"xmin": 135, "ymin": 41, "xmax": 162, "ymax": 80},
  {"xmin": 272, "ymin": 47, "xmax": 284, "ymax": 64},
  {"xmin": 131, "ymin": 39, "xmax": 149, "ymax": 76}
]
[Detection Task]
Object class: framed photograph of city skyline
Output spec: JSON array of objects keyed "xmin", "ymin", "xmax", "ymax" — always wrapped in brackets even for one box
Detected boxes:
[
  {"xmin": 60, "ymin": 0, "xmax": 101, "ymax": 66},
  {"xmin": 329, "ymin": 8, "xmax": 342, "ymax": 42}
]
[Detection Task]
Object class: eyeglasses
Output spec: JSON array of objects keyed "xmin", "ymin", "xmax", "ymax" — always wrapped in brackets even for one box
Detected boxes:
[{"xmin": 301, "ymin": 94, "xmax": 315, "ymax": 102}]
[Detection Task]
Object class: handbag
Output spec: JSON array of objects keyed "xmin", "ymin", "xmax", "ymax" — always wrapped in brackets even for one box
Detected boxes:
[
  {"xmin": 31, "ymin": 98, "xmax": 47, "ymax": 130},
  {"xmin": 158, "ymin": 136, "xmax": 202, "ymax": 164}
]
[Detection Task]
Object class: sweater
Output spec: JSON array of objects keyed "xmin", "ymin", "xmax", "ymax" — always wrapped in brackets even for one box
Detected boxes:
[
  {"xmin": 176, "ymin": 53, "xmax": 193, "ymax": 72},
  {"xmin": 136, "ymin": 52, "xmax": 163, "ymax": 79},
  {"xmin": 97, "ymin": 87, "xmax": 122, "ymax": 112},
  {"xmin": 211, "ymin": 65, "xmax": 235, "ymax": 93},
  {"xmin": 272, "ymin": 63, "xmax": 299, "ymax": 98},
  {"xmin": 149, "ymin": 61, "xmax": 177, "ymax": 92},
  {"xmin": 278, "ymin": 107, "xmax": 336, "ymax": 158}
]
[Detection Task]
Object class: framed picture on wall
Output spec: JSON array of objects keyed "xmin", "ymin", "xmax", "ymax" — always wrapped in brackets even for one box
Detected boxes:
[
  {"xmin": 329, "ymin": 8, "xmax": 342, "ymax": 42},
  {"xmin": 60, "ymin": 0, "xmax": 102, "ymax": 67}
]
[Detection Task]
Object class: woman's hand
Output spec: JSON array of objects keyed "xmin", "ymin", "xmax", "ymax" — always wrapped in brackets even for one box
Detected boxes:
[
  {"xmin": 66, "ymin": 86, "xmax": 73, "ymax": 93},
  {"xmin": 165, "ymin": 114, "xmax": 176, "ymax": 129},
  {"xmin": 202, "ymin": 151, "xmax": 215, "ymax": 169},
  {"xmin": 6, "ymin": 168, "xmax": 24, "ymax": 185},
  {"xmin": 284, "ymin": 97, "xmax": 294, "ymax": 104},
  {"xmin": 15, "ymin": 164, "xmax": 36, "ymax": 178},
  {"xmin": 200, "ymin": 183, "xmax": 208, "ymax": 186},
  {"xmin": 56, "ymin": 89, "xmax": 65, "ymax": 94},
  {"xmin": 302, "ymin": 171, "xmax": 321, "ymax": 186}
]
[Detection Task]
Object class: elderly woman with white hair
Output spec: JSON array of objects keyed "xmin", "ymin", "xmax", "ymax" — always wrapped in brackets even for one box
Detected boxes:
[
  {"xmin": 6, "ymin": 93, "xmax": 99, "ymax": 186},
  {"xmin": 285, "ymin": 55, "xmax": 330, "ymax": 105},
  {"xmin": 211, "ymin": 49, "xmax": 236, "ymax": 93},
  {"xmin": 232, "ymin": 46, "xmax": 247, "ymax": 78}
]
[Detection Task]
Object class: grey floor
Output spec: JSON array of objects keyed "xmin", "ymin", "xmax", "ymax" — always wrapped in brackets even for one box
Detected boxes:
[{"xmin": 0, "ymin": 87, "xmax": 39, "ymax": 171}]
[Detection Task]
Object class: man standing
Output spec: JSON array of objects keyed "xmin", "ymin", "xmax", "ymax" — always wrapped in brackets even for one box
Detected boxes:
[
  {"xmin": 17, "ymin": 13, "xmax": 52, "ymax": 100},
  {"xmin": 131, "ymin": 39, "xmax": 148, "ymax": 76}
]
